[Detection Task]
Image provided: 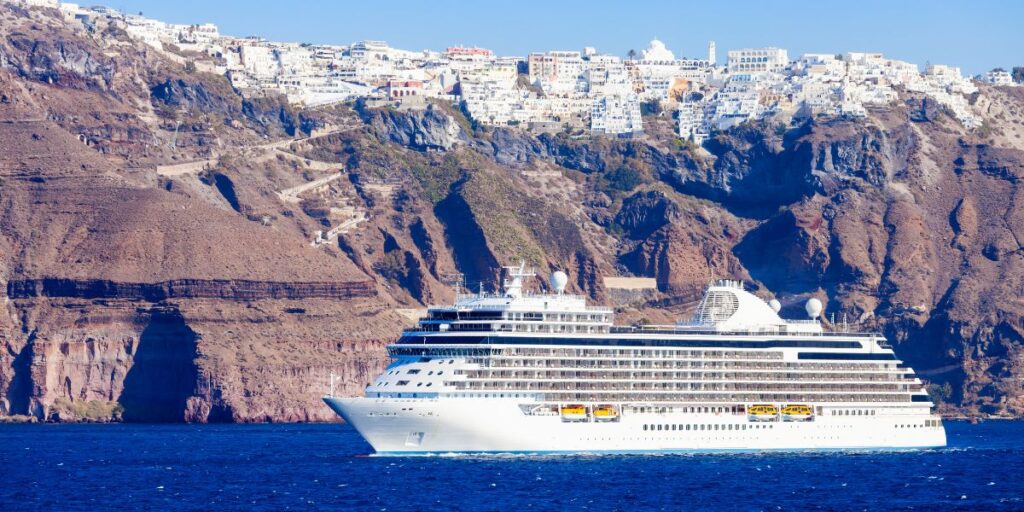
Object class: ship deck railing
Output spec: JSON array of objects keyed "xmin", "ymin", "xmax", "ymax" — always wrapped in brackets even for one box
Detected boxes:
[{"xmin": 610, "ymin": 325, "xmax": 886, "ymax": 340}]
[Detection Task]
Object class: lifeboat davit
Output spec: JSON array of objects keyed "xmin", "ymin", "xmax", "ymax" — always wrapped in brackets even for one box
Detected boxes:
[
  {"xmin": 560, "ymin": 404, "xmax": 587, "ymax": 421},
  {"xmin": 593, "ymin": 405, "xmax": 619, "ymax": 421}
]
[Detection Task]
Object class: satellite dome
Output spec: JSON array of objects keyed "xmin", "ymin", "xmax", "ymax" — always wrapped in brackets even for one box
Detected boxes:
[
  {"xmin": 768, "ymin": 299, "xmax": 781, "ymax": 313},
  {"xmin": 550, "ymin": 271, "xmax": 569, "ymax": 294},
  {"xmin": 805, "ymin": 298, "xmax": 823, "ymax": 319}
]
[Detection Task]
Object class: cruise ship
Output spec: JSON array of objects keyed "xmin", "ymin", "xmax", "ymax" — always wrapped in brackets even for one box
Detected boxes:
[{"xmin": 324, "ymin": 264, "xmax": 946, "ymax": 454}]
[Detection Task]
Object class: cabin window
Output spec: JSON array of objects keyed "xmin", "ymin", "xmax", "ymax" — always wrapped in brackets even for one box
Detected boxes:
[
  {"xmin": 396, "ymin": 380, "xmax": 409, "ymax": 386},
  {"xmin": 407, "ymin": 369, "xmax": 420, "ymax": 375}
]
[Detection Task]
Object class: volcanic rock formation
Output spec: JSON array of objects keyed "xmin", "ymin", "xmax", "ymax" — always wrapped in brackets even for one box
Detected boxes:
[{"xmin": 1, "ymin": 4, "xmax": 1023, "ymax": 421}]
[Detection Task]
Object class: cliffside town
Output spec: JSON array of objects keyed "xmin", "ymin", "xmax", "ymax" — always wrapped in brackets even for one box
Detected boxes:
[
  {"xmin": 1, "ymin": 0, "xmax": 1023, "ymax": 422},
  {"xmin": 15, "ymin": 0, "xmax": 1019, "ymax": 140}
]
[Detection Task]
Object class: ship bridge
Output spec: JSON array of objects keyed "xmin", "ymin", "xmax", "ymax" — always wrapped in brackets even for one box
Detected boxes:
[{"xmin": 413, "ymin": 263, "xmax": 614, "ymax": 335}]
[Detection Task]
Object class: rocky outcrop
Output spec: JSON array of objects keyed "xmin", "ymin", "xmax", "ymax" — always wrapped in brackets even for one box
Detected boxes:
[
  {"xmin": 360, "ymin": 103, "xmax": 465, "ymax": 151},
  {"xmin": 7, "ymin": 278, "xmax": 377, "ymax": 301},
  {"xmin": 2, "ymin": 31, "xmax": 115, "ymax": 90}
]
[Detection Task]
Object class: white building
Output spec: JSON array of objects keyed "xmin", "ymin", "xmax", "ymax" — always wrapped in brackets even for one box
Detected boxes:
[
  {"xmin": 585, "ymin": 54, "xmax": 632, "ymax": 96},
  {"xmin": 677, "ymin": 99, "xmax": 708, "ymax": 144},
  {"xmin": 9, "ymin": 0, "xmax": 58, "ymax": 7},
  {"xmin": 981, "ymin": 69, "xmax": 1015, "ymax": 86},
  {"xmin": 239, "ymin": 43, "xmax": 279, "ymax": 82},
  {"xmin": 591, "ymin": 94, "xmax": 642, "ymax": 135},
  {"xmin": 528, "ymin": 51, "xmax": 586, "ymax": 95},
  {"xmin": 794, "ymin": 53, "xmax": 846, "ymax": 80},
  {"xmin": 727, "ymin": 47, "xmax": 789, "ymax": 74}
]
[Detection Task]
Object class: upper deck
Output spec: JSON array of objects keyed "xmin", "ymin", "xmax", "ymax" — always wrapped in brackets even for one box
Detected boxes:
[{"xmin": 407, "ymin": 270, "xmax": 873, "ymax": 342}]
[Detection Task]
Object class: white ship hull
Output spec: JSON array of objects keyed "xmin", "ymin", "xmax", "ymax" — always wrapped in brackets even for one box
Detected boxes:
[{"xmin": 325, "ymin": 397, "xmax": 947, "ymax": 454}]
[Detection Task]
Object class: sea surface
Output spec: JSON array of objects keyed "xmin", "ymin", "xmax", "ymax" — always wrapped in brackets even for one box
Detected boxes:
[{"xmin": 0, "ymin": 420, "xmax": 1021, "ymax": 511}]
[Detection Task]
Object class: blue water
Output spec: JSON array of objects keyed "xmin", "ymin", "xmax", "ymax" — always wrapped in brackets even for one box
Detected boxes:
[{"xmin": 0, "ymin": 421, "xmax": 1022, "ymax": 511}]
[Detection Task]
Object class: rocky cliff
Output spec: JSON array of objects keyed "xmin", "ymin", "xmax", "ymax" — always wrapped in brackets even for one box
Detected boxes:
[{"xmin": 1, "ymin": 5, "xmax": 1022, "ymax": 421}]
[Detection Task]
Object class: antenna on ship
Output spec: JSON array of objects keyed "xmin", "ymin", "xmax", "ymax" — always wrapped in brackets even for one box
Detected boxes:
[
  {"xmin": 329, "ymin": 371, "xmax": 336, "ymax": 397},
  {"xmin": 442, "ymin": 272, "xmax": 465, "ymax": 304},
  {"xmin": 502, "ymin": 260, "xmax": 536, "ymax": 299}
]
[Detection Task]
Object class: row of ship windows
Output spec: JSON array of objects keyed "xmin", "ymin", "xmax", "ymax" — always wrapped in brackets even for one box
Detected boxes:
[
  {"xmin": 366, "ymin": 392, "xmax": 914, "ymax": 403},
  {"xmin": 426, "ymin": 312, "xmax": 610, "ymax": 323},
  {"xmin": 476, "ymin": 361, "xmax": 899, "ymax": 372},
  {"xmin": 622, "ymin": 407, "xmax": 929, "ymax": 415},
  {"xmin": 633, "ymin": 406, "xmax": 735, "ymax": 414},
  {"xmin": 487, "ymin": 352, "xmax": 890, "ymax": 362},
  {"xmin": 434, "ymin": 324, "xmax": 611, "ymax": 334},
  {"xmin": 387, "ymin": 381, "xmax": 434, "ymax": 387},
  {"xmin": 391, "ymin": 369, "xmax": 445, "ymax": 376},
  {"xmin": 644, "ymin": 423, "xmax": 773, "ymax": 432},
  {"xmin": 479, "ymin": 356, "xmax": 895, "ymax": 368},
  {"xmin": 393, "ymin": 348, "xmax": 794, "ymax": 360},
  {"xmin": 399, "ymin": 337, "xmax": 871, "ymax": 351},
  {"xmin": 540, "ymin": 394, "xmax": 914, "ymax": 403},
  {"xmin": 379, "ymin": 377, "xmax": 905, "ymax": 393},
  {"xmin": 461, "ymin": 370, "xmax": 907, "ymax": 382},
  {"xmin": 422, "ymin": 357, "xmax": 898, "ymax": 373},
  {"xmin": 500, "ymin": 349, "xmax": 786, "ymax": 359},
  {"xmin": 831, "ymin": 409, "xmax": 875, "ymax": 416},
  {"xmin": 451, "ymin": 382, "xmax": 910, "ymax": 392}
]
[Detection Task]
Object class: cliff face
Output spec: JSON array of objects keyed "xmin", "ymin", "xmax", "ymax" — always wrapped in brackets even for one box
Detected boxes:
[
  {"xmin": 0, "ymin": 6, "xmax": 403, "ymax": 422},
  {"xmin": 310, "ymin": 98, "xmax": 1023, "ymax": 415},
  {"xmin": 1, "ymin": 5, "xmax": 1023, "ymax": 421}
]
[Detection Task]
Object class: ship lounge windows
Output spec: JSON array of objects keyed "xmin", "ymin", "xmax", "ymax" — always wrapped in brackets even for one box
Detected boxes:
[{"xmin": 396, "ymin": 380, "xmax": 410, "ymax": 386}]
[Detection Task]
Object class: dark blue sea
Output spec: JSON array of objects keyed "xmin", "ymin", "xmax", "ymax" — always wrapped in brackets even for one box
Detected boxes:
[{"xmin": 0, "ymin": 421, "xmax": 1021, "ymax": 511}]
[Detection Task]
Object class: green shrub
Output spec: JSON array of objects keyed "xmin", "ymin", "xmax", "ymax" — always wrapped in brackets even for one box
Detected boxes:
[{"xmin": 604, "ymin": 166, "xmax": 643, "ymax": 193}]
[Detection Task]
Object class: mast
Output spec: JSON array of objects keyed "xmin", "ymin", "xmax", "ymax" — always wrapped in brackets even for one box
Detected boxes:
[{"xmin": 502, "ymin": 260, "xmax": 535, "ymax": 298}]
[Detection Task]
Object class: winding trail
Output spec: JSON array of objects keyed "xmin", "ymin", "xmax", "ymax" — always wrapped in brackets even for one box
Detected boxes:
[
  {"xmin": 155, "ymin": 124, "xmax": 354, "ymax": 177},
  {"xmin": 278, "ymin": 172, "xmax": 346, "ymax": 204}
]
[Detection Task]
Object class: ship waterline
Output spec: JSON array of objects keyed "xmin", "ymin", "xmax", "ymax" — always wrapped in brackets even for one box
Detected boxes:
[
  {"xmin": 325, "ymin": 265, "xmax": 946, "ymax": 454},
  {"xmin": 325, "ymin": 397, "xmax": 944, "ymax": 453}
]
